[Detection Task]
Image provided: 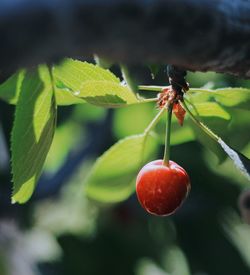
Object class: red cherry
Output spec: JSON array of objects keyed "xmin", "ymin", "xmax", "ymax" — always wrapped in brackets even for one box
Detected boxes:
[{"xmin": 136, "ymin": 160, "xmax": 190, "ymax": 216}]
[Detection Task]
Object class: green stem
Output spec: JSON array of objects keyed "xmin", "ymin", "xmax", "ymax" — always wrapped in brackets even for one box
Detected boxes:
[
  {"xmin": 140, "ymin": 97, "xmax": 158, "ymax": 103},
  {"xmin": 163, "ymin": 104, "xmax": 173, "ymax": 166},
  {"xmin": 139, "ymin": 86, "xmax": 211, "ymax": 94},
  {"xmin": 138, "ymin": 85, "xmax": 165, "ymax": 92},
  {"xmin": 181, "ymin": 100, "xmax": 219, "ymax": 142},
  {"xmin": 144, "ymin": 106, "xmax": 166, "ymax": 135}
]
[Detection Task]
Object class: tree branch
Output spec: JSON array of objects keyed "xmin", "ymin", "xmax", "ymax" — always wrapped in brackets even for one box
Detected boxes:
[{"xmin": 1, "ymin": 0, "xmax": 250, "ymax": 77}]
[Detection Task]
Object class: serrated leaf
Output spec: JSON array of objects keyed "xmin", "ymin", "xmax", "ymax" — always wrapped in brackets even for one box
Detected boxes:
[
  {"xmin": 0, "ymin": 70, "xmax": 25, "ymax": 104},
  {"xmin": 1, "ymin": 59, "xmax": 140, "ymax": 107},
  {"xmin": 55, "ymin": 87, "xmax": 85, "ymax": 105},
  {"xmin": 77, "ymin": 81, "xmax": 138, "ymax": 107},
  {"xmin": 85, "ymin": 134, "xmax": 157, "ymax": 203},
  {"xmin": 54, "ymin": 58, "xmax": 119, "ymax": 90},
  {"xmin": 11, "ymin": 65, "xmax": 56, "ymax": 203},
  {"xmin": 54, "ymin": 79, "xmax": 85, "ymax": 105},
  {"xmin": 94, "ymin": 54, "xmax": 113, "ymax": 69},
  {"xmin": 54, "ymin": 58, "xmax": 138, "ymax": 106},
  {"xmin": 0, "ymin": 69, "xmax": 84, "ymax": 106},
  {"xmin": 189, "ymin": 102, "xmax": 231, "ymax": 120}
]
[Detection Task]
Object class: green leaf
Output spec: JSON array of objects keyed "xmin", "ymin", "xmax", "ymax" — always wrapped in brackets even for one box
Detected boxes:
[
  {"xmin": 170, "ymin": 123, "xmax": 195, "ymax": 145},
  {"xmin": 186, "ymin": 89, "xmax": 250, "ymax": 161},
  {"xmin": 94, "ymin": 54, "xmax": 113, "ymax": 69},
  {"xmin": 54, "ymin": 80, "xmax": 85, "ymax": 105},
  {"xmin": 1, "ymin": 59, "xmax": 140, "ymax": 107},
  {"xmin": 185, "ymin": 101, "xmax": 250, "ymax": 179},
  {"xmin": 113, "ymin": 103, "xmax": 155, "ymax": 139},
  {"xmin": 44, "ymin": 122, "xmax": 81, "ymax": 173},
  {"xmin": 85, "ymin": 133, "xmax": 157, "ymax": 203},
  {"xmin": 189, "ymin": 102, "xmax": 231, "ymax": 120},
  {"xmin": 11, "ymin": 65, "xmax": 57, "ymax": 203},
  {"xmin": 54, "ymin": 59, "xmax": 119, "ymax": 90},
  {"xmin": 120, "ymin": 64, "xmax": 138, "ymax": 94},
  {"xmin": 190, "ymin": 87, "xmax": 250, "ymax": 108},
  {"xmin": 0, "ymin": 70, "xmax": 25, "ymax": 104},
  {"xmin": 54, "ymin": 58, "xmax": 138, "ymax": 107},
  {"xmin": 77, "ymin": 81, "xmax": 138, "ymax": 107},
  {"xmin": 213, "ymin": 88, "xmax": 250, "ymax": 108},
  {"xmin": 0, "ymin": 69, "xmax": 84, "ymax": 106}
]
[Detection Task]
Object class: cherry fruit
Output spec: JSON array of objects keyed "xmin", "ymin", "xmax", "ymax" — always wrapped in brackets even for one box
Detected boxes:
[{"xmin": 136, "ymin": 160, "xmax": 190, "ymax": 216}]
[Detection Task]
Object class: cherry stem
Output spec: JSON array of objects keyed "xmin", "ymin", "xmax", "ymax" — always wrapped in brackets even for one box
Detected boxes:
[
  {"xmin": 163, "ymin": 104, "xmax": 173, "ymax": 166},
  {"xmin": 139, "ymin": 85, "xmax": 206, "ymax": 95},
  {"xmin": 138, "ymin": 85, "xmax": 165, "ymax": 92}
]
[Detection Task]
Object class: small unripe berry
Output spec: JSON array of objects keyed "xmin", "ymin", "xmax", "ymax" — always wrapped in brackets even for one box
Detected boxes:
[{"xmin": 136, "ymin": 160, "xmax": 190, "ymax": 216}]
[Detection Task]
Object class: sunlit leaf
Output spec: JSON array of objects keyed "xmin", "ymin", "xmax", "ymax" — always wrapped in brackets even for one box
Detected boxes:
[
  {"xmin": 77, "ymin": 81, "xmax": 138, "ymax": 107},
  {"xmin": 187, "ymin": 90, "xmax": 212, "ymax": 103},
  {"xmin": 54, "ymin": 58, "xmax": 138, "ymax": 106},
  {"xmin": 94, "ymin": 54, "xmax": 113, "ymax": 69},
  {"xmin": 190, "ymin": 87, "xmax": 250, "ymax": 109},
  {"xmin": 213, "ymin": 88, "xmax": 250, "ymax": 108},
  {"xmin": 44, "ymin": 122, "xmax": 81, "ymax": 173},
  {"xmin": 54, "ymin": 59, "xmax": 119, "ymax": 90},
  {"xmin": 189, "ymin": 102, "xmax": 231, "ymax": 120},
  {"xmin": 85, "ymin": 134, "xmax": 157, "ymax": 203},
  {"xmin": 0, "ymin": 70, "xmax": 25, "ymax": 104},
  {"xmin": 55, "ymin": 85, "xmax": 85, "ymax": 105},
  {"xmin": 0, "ymin": 69, "xmax": 84, "ymax": 106},
  {"xmin": 11, "ymin": 65, "xmax": 56, "ymax": 203}
]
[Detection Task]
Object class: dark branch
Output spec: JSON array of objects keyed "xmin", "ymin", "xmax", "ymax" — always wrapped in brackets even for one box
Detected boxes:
[{"xmin": 1, "ymin": 0, "xmax": 250, "ymax": 77}]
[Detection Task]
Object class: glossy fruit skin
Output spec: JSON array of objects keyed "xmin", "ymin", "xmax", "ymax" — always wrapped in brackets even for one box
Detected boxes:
[{"xmin": 136, "ymin": 160, "xmax": 190, "ymax": 216}]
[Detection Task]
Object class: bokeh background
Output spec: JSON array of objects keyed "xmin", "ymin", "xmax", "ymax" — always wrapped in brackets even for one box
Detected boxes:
[{"xmin": 1, "ymin": 64, "xmax": 250, "ymax": 275}]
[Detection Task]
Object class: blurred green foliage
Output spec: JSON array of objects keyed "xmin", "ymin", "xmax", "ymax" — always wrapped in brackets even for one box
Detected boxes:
[{"xmin": 0, "ymin": 64, "xmax": 250, "ymax": 275}]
